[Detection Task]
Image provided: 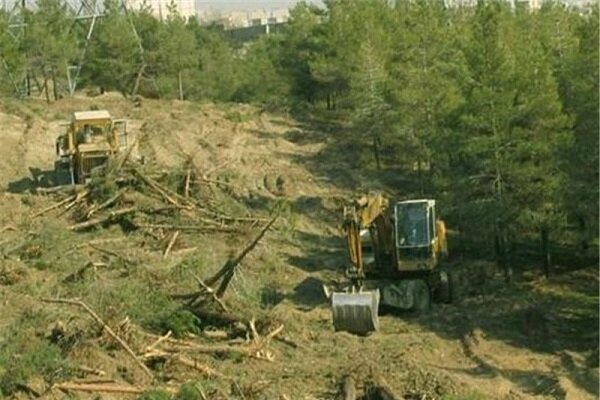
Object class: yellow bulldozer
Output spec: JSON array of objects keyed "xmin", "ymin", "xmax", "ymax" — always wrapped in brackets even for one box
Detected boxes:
[
  {"xmin": 327, "ymin": 192, "xmax": 452, "ymax": 335},
  {"xmin": 54, "ymin": 110, "xmax": 128, "ymax": 185}
]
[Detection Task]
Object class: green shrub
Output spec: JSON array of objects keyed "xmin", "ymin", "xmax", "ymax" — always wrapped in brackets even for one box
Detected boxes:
[
  {"xmin": 153, "ymin": 309, "xmax": 201, "ymax": 338},
  {"xmin": 174, "ymin": 382, "xmax": 202, "ymax": 400},
  {"xmin": 137, "ymin": 390, "xmax": 171, "ymax": 400},
  {"xmin": 0, "ymin": 340, "xmax": 72, "ymax": 395}
]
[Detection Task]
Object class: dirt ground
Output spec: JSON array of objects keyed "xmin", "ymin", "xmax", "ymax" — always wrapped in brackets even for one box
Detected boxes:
[{"xmin": 0, "ymin": 93, "xmax": 597, "ymax": 400}]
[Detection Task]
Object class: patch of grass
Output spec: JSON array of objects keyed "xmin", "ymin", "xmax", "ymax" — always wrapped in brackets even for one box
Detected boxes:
[
  {"xmin": 224, "ymin": 110, "xmax": 256, "ymax": 124},
  {"xmin": 174, "ymin": 382, "xmax": 203, "ymax": 400},
  {"xmin": 81, "ymin": 277, "xmax": 177, "ymax": 330},
  {"xmin": 137, "ymin": 390, "xmax": 171, "ymax": 400},
  {"xmin": 0, "ymin": 309, "xmax": 73, "ymax": 395},
  {"xmin": 30, "ymin": 259, "xmax": 52, "ymax": 270}
]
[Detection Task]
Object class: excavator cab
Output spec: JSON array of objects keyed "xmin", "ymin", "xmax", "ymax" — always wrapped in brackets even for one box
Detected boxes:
[{"xmin": 395, "ymin": 200, "xmax": 438, "ymax": 269}]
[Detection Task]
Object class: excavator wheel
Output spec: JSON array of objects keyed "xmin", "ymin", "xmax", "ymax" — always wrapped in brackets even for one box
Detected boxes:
[
  {"xmin": 435, "ymin": 271, "xmax": 452, "ymax": 304},
  {"xmin": 411, "ymin": 279, "xmax": 431, "ymax": 313}
]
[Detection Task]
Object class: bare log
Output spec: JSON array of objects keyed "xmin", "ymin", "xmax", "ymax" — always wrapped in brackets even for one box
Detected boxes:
[
  {"xmin": 34, "ymin": 185, "xmax": 84, "ymax": 195},
  {"xmin": 0, "ymin": 225, "xmax": 17, "ymax": 234},
  {"xmin": 86, "ymin": 190, "xmax": 125, "ymax": 219},
  {"xmin": 135, "ymin": 223, "xmax": 235, "ymax": 233},
  {"xmin": 184, "ymin": 168, "xmax": 191, "ymax": 197},
  {"xmin": 31, "ymin": 194, "xmax": 76, "ymax": 218},
  {"xmin": 116, "ymin": 134, "xmax": 141, "ymax": 171},
  {"xmin": 145, "ymin": 331, "xmax": 172, "ymax": 353},
  {"xmin": 41, "ymin": 298, "xmax": 154, "ymax": 379},
  {"xmin": 163, "ymin": 231, "xmax": 180, "ymax": 259},
  {"xmin": 340, "ymin": 375, "xmax": 357, "ymax": 400},
  {"xmin": 143, "ymin": 350, "xmax": 223, "ymax": 377},
  {"xmin": 60, "ymin": 189, "xmax": 91, "ymax": 215},
  {"xmin": 54, "ymin": 382, "xmax": 145, "ymax": 394},
  {"xmin": 205, "ymin": 213, "xmax": 279, "ymax": 297},
  {"xmin": 189, "ymin": 271, "xmax": 229, "ymax": 312},
  {"xmin": 69, "ymin": 207, "xmax": 136, "ymax": 231},
  {"xmin": 72, "ymin": 378, "xmax": 115, "ymax": 384},
  {"xmin": 132, "ymin": 168, "xmax": 192, "ymax": 209}
]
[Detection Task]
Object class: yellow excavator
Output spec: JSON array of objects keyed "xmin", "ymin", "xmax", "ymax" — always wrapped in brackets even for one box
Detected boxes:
[{"xmin": 328, "ymin": 192, "xmax": 451, "ymax": 335}]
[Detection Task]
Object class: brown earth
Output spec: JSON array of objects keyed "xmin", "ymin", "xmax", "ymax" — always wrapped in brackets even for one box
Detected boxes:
[{"xmin": 0, "ymin": 93, "xmax": 597, "ymax": 400}]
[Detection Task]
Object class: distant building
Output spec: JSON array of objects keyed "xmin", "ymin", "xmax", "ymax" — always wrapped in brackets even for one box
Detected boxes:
[
  {"xmin": 126, "ymin": 0, "xmax": 195, "ymax": 19},
  {"xmin": 444, "ymin": 0, "xmax": 592, "ymax": 9},
  {"xmin": 199, "ymin": 7, "xmax": 289, "ymax": 28}
]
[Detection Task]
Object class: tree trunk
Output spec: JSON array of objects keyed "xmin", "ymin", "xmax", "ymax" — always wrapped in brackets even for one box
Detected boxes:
[
  {"xmin": 418, "ymin": 160, "xmax": 424, "ymax": 195},
  {"xmin": 541, "ymin": 227, "xmax": 550, "ymax": 277},
  {"xmin": 577, "ymin": 216, "xmax": 589, "ymax": 253},
  {"xmin": 178, "ymin": 70, "xmax": 183, "ymax": 101},
  {"xmin": 51, "ymin": 68, "xmax": 58, "ymax": 101},
  {"xmin": 132, "ymin": 63, "xmax": 146, "ymax": 96},
  {"xmin": 373, "ymin": 136, "xmax": 382, "ymax": 170},
  {"xmin": 43, "ymin": 75, "xmax": 50, "ymax": 104},
  {"xmin": 494, "ymin": 223, "xmax": 511, "ymax": 284}
]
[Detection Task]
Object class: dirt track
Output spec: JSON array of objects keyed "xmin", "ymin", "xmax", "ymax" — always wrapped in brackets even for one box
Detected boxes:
[{"xmin": 0, "ymin": 94, "xmax": 597, "ymax": 400}]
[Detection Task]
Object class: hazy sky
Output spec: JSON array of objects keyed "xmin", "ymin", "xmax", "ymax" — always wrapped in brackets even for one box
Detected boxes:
[{"xmin": 196, "ymin": 0, "xmax": 322, "ymax": 11}]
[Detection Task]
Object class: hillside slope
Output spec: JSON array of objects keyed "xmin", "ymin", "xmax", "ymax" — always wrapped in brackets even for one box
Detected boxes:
[{"xmin": 0, "ymin": 94, "xmax": 597, "ymax": 400}]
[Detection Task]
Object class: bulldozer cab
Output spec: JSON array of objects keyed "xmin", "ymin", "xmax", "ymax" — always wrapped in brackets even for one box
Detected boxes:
[{"xmin": 394, "ymin": 199, "xmax": 437, "ymax": 269}]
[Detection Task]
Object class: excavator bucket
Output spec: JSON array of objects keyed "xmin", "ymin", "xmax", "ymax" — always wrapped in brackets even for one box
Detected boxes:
[{"xmin": 331, "ymin": 290, "xmax": 380, "ymax": 335}]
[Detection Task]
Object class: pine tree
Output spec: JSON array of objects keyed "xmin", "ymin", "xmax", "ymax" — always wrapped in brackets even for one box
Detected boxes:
[
  {"xmin": 23, "ymin": 0, "xmax": 77, "ymax": 100},
  {"xmin": 560, "ymin": 5, "xmax": 599, "ymax": 253},
  {"xmin": 450, "ymin": 1, "xmax": 571, "ymax": 277},
  {"xmin": 156, "ymin": 3, "xmax": 197, "ymax": 100},
  {"xmin": 351, "ymin": 40, "xmax": 392, "ymax": 170},
  {"xmin": 86, "ymin": 0, "xmax": 143, "ymax": 94},
  {"xmin": 0, "ymin": 13, "xmax": 25, "ymax": 95},
  {"xmin": 390, "ymin": 0, "xmax": 465, "ymax": 194},
  {"xmin": 186, "ymin": 20, "xmax": 238, "ymax": 101}
]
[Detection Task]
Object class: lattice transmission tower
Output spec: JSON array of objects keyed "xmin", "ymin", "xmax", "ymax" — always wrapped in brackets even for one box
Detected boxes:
[{"xmin": 1, "ymin": 0, "xmax": 146, "ymax": 97}]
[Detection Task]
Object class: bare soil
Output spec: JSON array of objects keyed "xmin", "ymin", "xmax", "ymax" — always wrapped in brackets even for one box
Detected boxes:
[{"xmin": 0, "ymin": 94, "xmax": 597, "ymax": 400}]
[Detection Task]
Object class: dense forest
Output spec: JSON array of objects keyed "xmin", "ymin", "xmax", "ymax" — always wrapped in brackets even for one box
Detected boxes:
[{"xmin": 0, "ymin": 0, "xmax": 597, "ymax": 274}]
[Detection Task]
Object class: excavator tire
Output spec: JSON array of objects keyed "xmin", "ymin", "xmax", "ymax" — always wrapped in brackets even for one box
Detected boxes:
[
  {"xmin": 411, "ymin": 279, "xmax": 430, "ymax": 313},
  {"xmin": 435, "ymin": 271, "xmax": 452, "ymax": 304},
  {"xmin": 449, "ymin": 270, "xmax": 462, "ymax": 304}
]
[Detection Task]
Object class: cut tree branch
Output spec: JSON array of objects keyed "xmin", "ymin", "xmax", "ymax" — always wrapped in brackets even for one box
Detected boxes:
[
  {"xmin": 205, "ymin": 213, "xmax": 279, "ymax": 298},
  {"xmin": 69, "ymin": 207, "xmax": 136, "ymax": 231},
  {"xmin": 40, "ymin": 298, "xmax": 154, "ymax": 379}
]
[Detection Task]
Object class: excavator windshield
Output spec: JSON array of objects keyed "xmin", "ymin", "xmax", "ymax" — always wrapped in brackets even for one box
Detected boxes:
[{"xmin": 395, "ymin": 201, "xmax": 431, "ymax": 248}]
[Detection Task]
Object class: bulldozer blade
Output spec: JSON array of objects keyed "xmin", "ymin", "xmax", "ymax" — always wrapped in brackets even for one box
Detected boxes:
[{"xmin": 331, "ymin": 290, "xmax": 380, "ymax": 335}]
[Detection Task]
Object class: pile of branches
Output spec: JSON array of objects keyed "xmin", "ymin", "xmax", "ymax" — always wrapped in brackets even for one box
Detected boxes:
[
  {"xmin": 29, "ymin": 157, "xmax": 288, "ymax": 397},
  {"xmin": 40, "ymin": 297, "xmax": 285, "ymax": 398},
  {"xmin": 32, "ymin": 158, "xmax": 268, "ymax": 256}
]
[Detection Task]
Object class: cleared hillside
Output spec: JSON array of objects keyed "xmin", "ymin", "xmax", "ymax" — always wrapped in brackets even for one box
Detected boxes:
[{"xmin": 0, "ymin": 94, "xmax": 597, "ymax": 400}]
